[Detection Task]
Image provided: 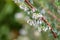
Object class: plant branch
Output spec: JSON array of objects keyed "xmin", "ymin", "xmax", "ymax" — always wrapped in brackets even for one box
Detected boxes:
[
  {"xmin": 25, "ymin": 0, "xmax": 57, "ymax": 38},
  {"xmin": 25, "ymin": 0, "xmax": 34, "ymax": 8},
  {"xmin": 41, "ymin": 17, "xmax": 57, "ymax": 38}
]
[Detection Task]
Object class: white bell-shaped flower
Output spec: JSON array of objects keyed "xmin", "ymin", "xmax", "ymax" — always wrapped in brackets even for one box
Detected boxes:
[
  {"xmin": 32, "ymin": 8, "xmax": 37, "ymax": 12},
  {"xmin": 19, "ymin": 4, "xmax": 26, "ymax": 9},
  {"xmin": 32, "ymin": 13, "xmax": 37, "ymax": 19},
  {"xmin": 41, "ymin": 9, "xmax": 46, "ymax": 14},
  {"xmin": 43, "ymin": 27, "xmax": 48, "ymax": 32}
]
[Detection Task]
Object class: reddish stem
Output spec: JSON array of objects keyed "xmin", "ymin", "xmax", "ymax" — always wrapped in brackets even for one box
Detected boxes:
[
  {"xmin": 41, "ymin": 17, "xmax": 57, "ymax": 38},
  {"xmin": 25, "ymin": 0, "xmax": 34, "ymax": 8},
  {"xmin": 24, "ymin": 0, "xmax": 57, "ymax": 38},
  {"xmin": 51, "ymin": 30, "xmax": 57, "ymax": 38}
]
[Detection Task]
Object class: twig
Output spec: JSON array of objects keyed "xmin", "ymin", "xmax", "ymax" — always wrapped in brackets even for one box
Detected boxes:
[
  {"xmin": 25, "ymin": 0, "xmax": 34, "ymax": 8},
  {"xmin": 25, "ymin": 0, "xmax": 57, "ymax": 38},
  {"xmin": 41, "ymin": 17, "xmax": 57, "ymax": 38}
]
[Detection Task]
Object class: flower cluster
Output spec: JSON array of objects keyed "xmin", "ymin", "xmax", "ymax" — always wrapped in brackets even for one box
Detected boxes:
[{"xmin": 14, "ymin": 0, "xmax": 50, "ymax": 32}]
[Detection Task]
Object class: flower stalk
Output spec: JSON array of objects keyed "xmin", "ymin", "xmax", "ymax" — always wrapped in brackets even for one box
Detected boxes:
[{"xmin": 25, "ymin": 0, "xmax": 57, "ymax": 38}]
